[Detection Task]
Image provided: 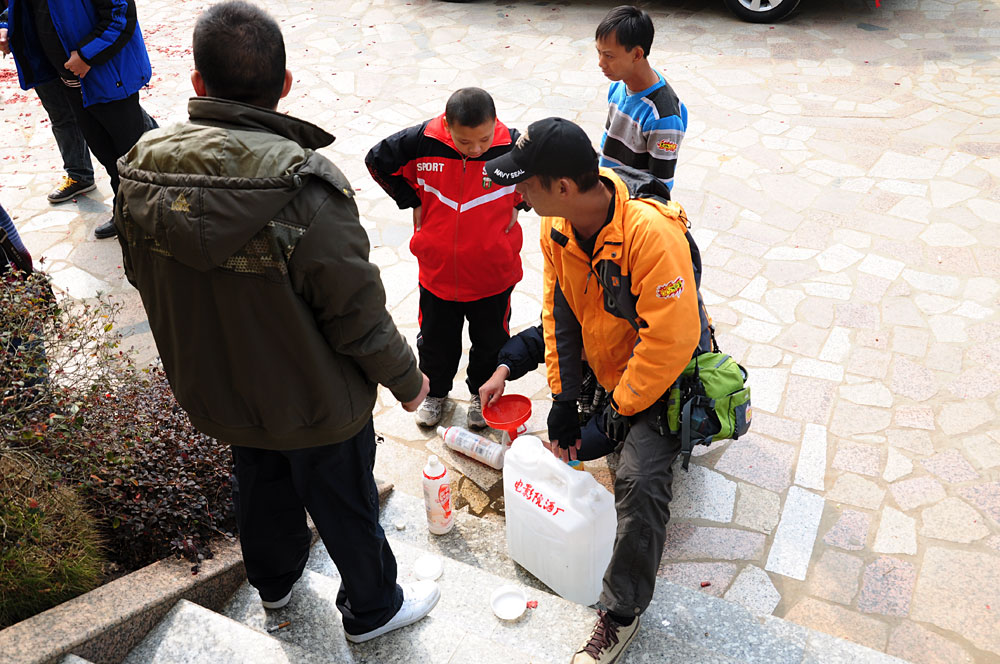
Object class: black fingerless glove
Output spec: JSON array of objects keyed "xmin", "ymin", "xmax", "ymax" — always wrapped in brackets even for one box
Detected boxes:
[
  {"xmin": 603, "ymin": 396, "xmax": 631, "ymax": 443},
  {"xmin": 547, "ymin": 400, "xmax": 581, "ymax": 449}
]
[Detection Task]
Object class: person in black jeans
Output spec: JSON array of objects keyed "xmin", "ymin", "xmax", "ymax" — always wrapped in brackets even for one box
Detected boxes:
[{"xmin": 1, "ymin": 0, "xmax": 155, "ymax": 240}]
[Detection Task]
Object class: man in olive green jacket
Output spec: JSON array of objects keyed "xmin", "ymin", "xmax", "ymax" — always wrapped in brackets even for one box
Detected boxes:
[{"xmin": 114, "ymin": 1, "xmax": 439, "ymax": 643}]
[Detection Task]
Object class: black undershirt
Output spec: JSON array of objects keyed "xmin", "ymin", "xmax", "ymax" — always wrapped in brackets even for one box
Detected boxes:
[{"xmin": 28, "ymin": 0, "xmax": 76, "ymax": 81}]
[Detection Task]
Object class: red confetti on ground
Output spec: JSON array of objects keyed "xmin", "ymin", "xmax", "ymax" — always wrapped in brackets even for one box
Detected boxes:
[
  {"xmin": 700, "ymin": 581, "xmax": 712, "ymax": 588},
  {"xmin": 526, "ymin": 600, "xmax": 538, "ymax": 609}
]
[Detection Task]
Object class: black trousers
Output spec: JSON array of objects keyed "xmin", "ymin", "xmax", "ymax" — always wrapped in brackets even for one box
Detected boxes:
[
  {"xmin": 417, "ymin": 285, "xmax": 512, "ymax": 398},
  {"xmin": 60, "ymin": 86, "xmax": 151, "ymax": 194},
  {"xmin": 230, "ymin": 418, "xmax": 403, "ymax": 634}
]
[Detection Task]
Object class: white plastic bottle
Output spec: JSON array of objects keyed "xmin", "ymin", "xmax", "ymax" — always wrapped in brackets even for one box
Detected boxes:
[
  {"xmin": 437, "ymin": 425, "xmax": 506, "ymax": 470},
  {"xmin": 422, "ymin": 454, "xmax": 454, "ymax": 535}
]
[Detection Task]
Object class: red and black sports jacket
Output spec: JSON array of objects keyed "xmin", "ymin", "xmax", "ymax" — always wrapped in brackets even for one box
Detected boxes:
[{"xmin": 365, "ymin": 114, "xmax": 524, "ymax": 302}]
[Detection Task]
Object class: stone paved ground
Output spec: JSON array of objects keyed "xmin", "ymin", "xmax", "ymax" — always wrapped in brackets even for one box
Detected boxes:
[{"xmin": 3, "ymin": 0, "xmax": 999, "ymax": 662}]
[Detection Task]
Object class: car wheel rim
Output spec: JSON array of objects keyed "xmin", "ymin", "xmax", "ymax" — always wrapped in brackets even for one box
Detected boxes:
[{"xmin": 737, "ymin": 0, "xmax": 785, "ymax": 10}]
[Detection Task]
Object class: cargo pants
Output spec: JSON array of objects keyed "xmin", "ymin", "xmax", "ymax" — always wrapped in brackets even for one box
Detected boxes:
[{"xmin": 599, "ymin": 404, "xmax": 682, "ymax": 617}]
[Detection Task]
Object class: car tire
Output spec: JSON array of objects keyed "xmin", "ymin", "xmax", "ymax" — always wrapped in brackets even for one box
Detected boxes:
[{"xmin": 722, "ymin": 0, "xmax": 802, "ymax": 23}]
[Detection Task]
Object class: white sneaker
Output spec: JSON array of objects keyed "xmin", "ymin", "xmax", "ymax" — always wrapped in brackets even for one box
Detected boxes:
[
  {"xmin": 344, "ymin": 581, "xmax": 441, "ymax": 643},
  {"xmin": 415, "ymin": 396, "xmax": 445, "ymax": 427},
  {"xmin": 261, "ymin": 589, "xmax": 292, "ymax": 610},
  {"xmin": 467, "ymin": 394, "xmax": 487, "ymax": 430}
]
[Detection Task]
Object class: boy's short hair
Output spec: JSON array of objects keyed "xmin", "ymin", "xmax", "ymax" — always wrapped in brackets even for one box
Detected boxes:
[
  {"xmin": 444, "ymin": 88, "xmax": 497, "ymax": 129},
  {"xmin": 193, "ymin": 1, "xmax": 286, "ymax": 109},
  {"xmin": 595, "ymin": 5, "xmax": 654, "ymax": 59}
]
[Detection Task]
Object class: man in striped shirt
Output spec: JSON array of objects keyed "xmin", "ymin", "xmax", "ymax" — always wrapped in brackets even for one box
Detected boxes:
[{"xmin": 596, "ymin": 6, "xmax": 687, "ymax": 192}]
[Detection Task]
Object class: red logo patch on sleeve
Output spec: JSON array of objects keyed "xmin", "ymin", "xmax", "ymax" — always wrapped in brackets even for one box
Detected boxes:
[{"xmin": 656, "ymin": 277, "xmax": 685, "ymax": 299}]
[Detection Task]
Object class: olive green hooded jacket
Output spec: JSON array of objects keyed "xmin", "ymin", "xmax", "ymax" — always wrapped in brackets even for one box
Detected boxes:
[{"xmin": 115, "ymin": 97, "xmax": 422, "ymax": 449}]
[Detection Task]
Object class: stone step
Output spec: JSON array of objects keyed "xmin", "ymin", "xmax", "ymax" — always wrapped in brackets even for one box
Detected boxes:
[{"xmin": 120, "ymin": 600, "xmax": 325, "ymax": 664}]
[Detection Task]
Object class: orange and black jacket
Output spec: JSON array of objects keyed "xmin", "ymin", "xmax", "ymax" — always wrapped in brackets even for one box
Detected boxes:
[
  {"xmin": 365, "ymin": 114, "xmax": 525, "ymax": 302},
  {"xmin": 541, "ymin": 167, "xmax": 712, "ymax": 417}
]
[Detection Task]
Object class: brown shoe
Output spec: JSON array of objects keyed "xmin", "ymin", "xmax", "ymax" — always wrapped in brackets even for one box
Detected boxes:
[{"xmin": 570, "ymin": 610, "xmax": 640, "ymax": 663}]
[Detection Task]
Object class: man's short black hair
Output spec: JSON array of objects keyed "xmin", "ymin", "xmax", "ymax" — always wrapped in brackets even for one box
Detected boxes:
[
  {"xmin": 444, "ymin": 88, "xmax": 497, "ymax": 129},
  {"xmin": 595, "ymin": 5, "xmax": 654, "ymax": 59},
  {"xmin": 193, "ymin": 1, "xmax": 286, "ymax": 109},
  {"xmin": 538, "ymin": 170, "xmax": 601, "ymax": 194}
]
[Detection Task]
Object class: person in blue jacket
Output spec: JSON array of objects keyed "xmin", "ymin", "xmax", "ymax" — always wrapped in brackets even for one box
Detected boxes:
[{"xmin": 0, "ymin": 0, "xmax": 154, "ymax": 240}]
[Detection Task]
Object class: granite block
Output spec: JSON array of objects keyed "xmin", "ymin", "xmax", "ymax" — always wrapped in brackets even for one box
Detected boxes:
[
  {"xmin": 832, "ymin": 441, "xmax": 885, "ymax": 478},
  {"xmin": 734, "ymin": 483, "xmax": 781, "ymax": 534},
  {"xmin": 872, "ymin": 507, "xmax": 917, "ymax": 555},
  {"xmin": 808, "ymin": 550, "xmax": 863, "ymax": 605},
  {"xmin": 857, "ymin": 557, "xmax": 916, "ymax": 617},
  {"xmin": 822, "ymin": 509, "xmax": 871, "ymax": 551},
  {"xmin": 891, "ymin": 407, "xmax": 936, "ymax": 432},
  {"xmin": 765, "ymin": 486, "xmax": 825, "ymax": 580},
  {"xmin": 794, "ymin": 423, "xmax": 828, "ymax": 491},
  {"xmin": 826, "ymin": 474, "xmax": 885, "ymax": 510},
  {"xmin": 671, "ymin": 465, "xmax": 736, "ymax": 523},
  {"xmin": 962, "ymin": 433, "xmax": 1000, "ymax": 469},
  {"xmin": 882, "ymin": 448, "xmax": 913, "ymax": 482},
  {"xmin": 714, "ymin": 434, "xmax": 796, "ymax": 493},
  {"xmin": 781, "ymin": 376, "xmax": 837, "ymax": 425},
  {"xmin": 887, "ymin": 621, "xmax": 975, "ymax": 664},
  {"xmin": 889, "ymin": 357, "xmax": 938, "ymax": 402},
  {"xmin": 920, "ymin": 497, "xmax": 990, "ymax": 544},
  {"xmin": 938, "ymin": 401, "xmax": 996, "ymax": 436},
  {"xmin": 959, "ymin": 481, "xmax": 1000, "ymax": 525},
  {"xmin": 644, "ymin": 580, "xmax": 803, "ymax": 664},
  {"xmin": 656, "ymin": 562, "xmax": 739, "ymax": 598},
  {"xmin": 121, "ymin": 600, "xmax": 327, "ymax": 664},
  {"xmin": 890, "ymin": 476, "xmax": 946, "ymax": 512},
  {"xmin": 661, "ymin": 524, "xmax": 766, "ymax": 562},
  {"xmin": 911, "ymin": 548, "xmax": 1000, "ymax": 657},
  {"xmin": 920, "ymin": 449, "xmax": 979, "ymax": 483},
  {"xmin": 886, "ymin": 429, "xmax": 934, "ymax": 456},
  {"xmin": 723, "ymin": 565, "xmax": 781, "ymax": 616},
  {"xmin": 785, "ymin": 597, "xmax": 889, "ymax": 652}
]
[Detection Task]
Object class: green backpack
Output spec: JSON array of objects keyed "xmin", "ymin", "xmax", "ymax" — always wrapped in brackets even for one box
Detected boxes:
[{"xmin": 662, "ymin": 345, "xmax": 752, "ymax": 470}]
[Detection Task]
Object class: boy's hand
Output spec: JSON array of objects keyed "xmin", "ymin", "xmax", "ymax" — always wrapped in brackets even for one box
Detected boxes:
[
  {"xmin": 1, "ymin": 28, "xmax": 10, "ymax": 55},
  {"xmin": 505, "ymin": 208, "xmax": 518, "ymax": 233},
  {"xmin": 401, "ymin": 374, "xmax": 430, "ymax": 412},
  {"xmin": 65, "ymin": 51, "xmax": 90, "ymax": 77},
  {"xmin": 478, "ymin": 366, "xmax": 510, "ymax": 408},
  {"xmin": 412, "ymin": 206, "xmax": 422, "ymax": 232}
]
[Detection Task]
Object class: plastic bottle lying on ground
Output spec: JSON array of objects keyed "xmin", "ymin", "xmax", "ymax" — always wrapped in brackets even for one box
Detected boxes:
[{"xmin": 437, "ymin": 425, "xmax": 505, "ymax": 470}]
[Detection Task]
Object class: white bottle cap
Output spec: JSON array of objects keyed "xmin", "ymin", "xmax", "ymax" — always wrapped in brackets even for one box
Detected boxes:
[
  {"xmin": 436, "ymin": 426, "xmax": 448, "ymax": 437},
  {"xmin": 425, "ymin": 454, "xmax": 445, "ymax": 477}
]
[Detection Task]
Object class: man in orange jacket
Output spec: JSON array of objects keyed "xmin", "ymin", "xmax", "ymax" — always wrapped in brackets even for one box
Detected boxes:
[{"xmin": 486, "ymin": 117, "xmax": 712, "ymax": 664}]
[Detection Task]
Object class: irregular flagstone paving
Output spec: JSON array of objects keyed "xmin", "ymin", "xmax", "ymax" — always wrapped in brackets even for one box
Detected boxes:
[{"xmin": 2, "ymin": 0, "xmax": 999, "ymax": 662}]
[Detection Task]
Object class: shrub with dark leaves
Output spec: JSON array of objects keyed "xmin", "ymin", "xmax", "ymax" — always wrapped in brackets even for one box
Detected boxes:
[{"xmin": 3, "ymin": 270, "xmax": 235, "ymax": 577}]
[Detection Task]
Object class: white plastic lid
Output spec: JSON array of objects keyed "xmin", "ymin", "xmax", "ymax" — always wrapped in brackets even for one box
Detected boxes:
[
  {"xmin": 413, "ymin": 554, "xmax": 443, "ymax": 581},
  {"xmin": 490, "ymin": 584, "xmax": 527, "ymax": 620}
]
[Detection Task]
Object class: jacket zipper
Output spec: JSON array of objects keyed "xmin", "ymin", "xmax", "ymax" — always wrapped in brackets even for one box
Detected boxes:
[{"xmin": 453, "ymin": 155, "xmax": 467, "ymax": 300}]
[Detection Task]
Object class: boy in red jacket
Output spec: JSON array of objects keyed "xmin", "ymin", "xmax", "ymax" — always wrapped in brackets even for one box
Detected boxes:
[{"xmin": 366, "ymin": 88, "xmax": 524, "ymax": 429}]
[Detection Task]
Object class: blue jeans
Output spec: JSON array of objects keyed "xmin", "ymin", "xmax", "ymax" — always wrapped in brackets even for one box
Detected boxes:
[{"xmin": 33, "ymin": 79, "xmax": 95, "ymax": 184}]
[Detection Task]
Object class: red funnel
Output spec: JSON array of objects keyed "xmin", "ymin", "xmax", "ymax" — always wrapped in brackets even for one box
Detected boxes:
[{"xmin": 483, "ymin": 394, "xmax": 532, "ymax": 443}]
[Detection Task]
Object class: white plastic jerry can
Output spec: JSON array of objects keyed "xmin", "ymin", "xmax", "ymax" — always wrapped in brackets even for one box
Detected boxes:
[{"xmin": 502, "ymin": 435, "xmax": 616, "ymax": 606}]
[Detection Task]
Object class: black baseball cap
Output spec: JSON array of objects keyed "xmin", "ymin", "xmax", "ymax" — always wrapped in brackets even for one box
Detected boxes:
[{"xmin": 485, "ymin": 117, "xmax": 599, "ymax": 186}]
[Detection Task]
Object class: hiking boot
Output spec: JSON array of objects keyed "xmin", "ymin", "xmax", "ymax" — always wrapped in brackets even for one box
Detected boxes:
[
  {"xmin": 344, "ymin": 581, "xmax": 440, "ymax": 643},
  {"xmin": 260, "ymin": 589, "xmax": 292, "ymax": 610},
  {"xmin": 570, "ymin": 610, "xmax": 639, "ymax": 664},
  {"xmin": 94, "ymin": 219, "xmax": 118, "ymax": 240},
  {"xmin": 47, "ymin": 176, "xmax": 96, "ymax": 203},
  {"xmin": 467, "ymin": 394, "xmax": 487, "ymax": 430},
  {"xmin": 415, "ymin": 396, "xmax": 445, "ymax": 427}
]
